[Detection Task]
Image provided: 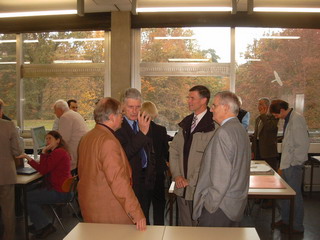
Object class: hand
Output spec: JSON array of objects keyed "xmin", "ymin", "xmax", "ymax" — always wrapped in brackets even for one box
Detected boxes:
[
  {"xmin": 16, "ymin": 153, "xmax": 32, "ymax": 162},
  {"xmin": 175, "ymin": 176, "xmax": 189, "ymax": 188},
  {"xmin": 136, "ymin": 218, "xmax": 146, "ymax": 231},
  {"xmin": 42, "ymin": 143, "xmax": 57, "ymax": 154},
  {"xmin": 138, "ymin": 111, "xmax": 151, "ymax": 135}
]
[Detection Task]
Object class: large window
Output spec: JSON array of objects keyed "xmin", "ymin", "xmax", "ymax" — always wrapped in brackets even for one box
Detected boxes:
[
  {"xmin": 20, "ymin": 31, "xmax": 105, "ymax": 130},
  {"xmin": 0, "ymin": 34, "xmax": 17, "ymax": 120},
  {"xmin": 140, "ymin": 27, "xmax": 320, "ymax": 138},
  {"xmin": 140, "ymin": 28, "xmax": 230, "ymax": 131},
  {"xmin": 236, "ymin": 28, "xmax": 320, "ymax": 135}
]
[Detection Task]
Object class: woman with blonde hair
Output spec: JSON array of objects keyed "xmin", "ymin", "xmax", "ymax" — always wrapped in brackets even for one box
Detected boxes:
[{"xmin": 141, "ymin": 101, "xmax": 169, "ymax": 225}]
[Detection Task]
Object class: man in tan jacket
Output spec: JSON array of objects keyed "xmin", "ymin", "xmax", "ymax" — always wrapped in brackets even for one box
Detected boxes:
[
  {"xmin": 0, "ymin": 102, "xmax": 23, "ymax": 240},
  {"xmin": 77, "ymin": 97, "xmax": 146, "ymax": 231}
]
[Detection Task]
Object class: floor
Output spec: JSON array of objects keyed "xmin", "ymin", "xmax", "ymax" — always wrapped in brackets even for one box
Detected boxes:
[{"xmin": 1, "ymin": 192, "xmax": 320, "ymax": 240}]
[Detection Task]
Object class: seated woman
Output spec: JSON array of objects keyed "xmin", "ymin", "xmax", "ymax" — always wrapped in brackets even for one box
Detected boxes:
[{"xmin": 18, "ymin": 130, "xmax": 72, "ymax": 238}]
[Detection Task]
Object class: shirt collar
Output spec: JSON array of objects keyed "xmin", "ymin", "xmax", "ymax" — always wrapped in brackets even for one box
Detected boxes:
[{"xmin": 221, "ymin": 116, "xmax": 236, "ymax": 126}]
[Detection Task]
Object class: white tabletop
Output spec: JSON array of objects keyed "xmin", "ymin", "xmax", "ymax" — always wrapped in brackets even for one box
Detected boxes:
[
  {"xmin": 16, "ymin": 172, "xmax": 42, "ymax": 185},
  {"xmin": 63, "ymin": 223, "xmax": 165, "ymax": 240},
  {"xmin": 248, "ymin": 161, "xmax": 295, "ymax": 196},
  {"xmin": 64, "ymin": 223, "xmax": 260, "ymax": 240},
  {"xmin": 169, "ymin": 161, "xmax": 295, "ymax": 197},
  {"xmin": 163, "ymin": 226, "xmax": 260, "ymax": 240}
]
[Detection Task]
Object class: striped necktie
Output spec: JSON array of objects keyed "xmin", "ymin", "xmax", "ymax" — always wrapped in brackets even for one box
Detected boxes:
[{"xmin": 191, "ymin": 115, "xmax": 198, "ymax": 132}]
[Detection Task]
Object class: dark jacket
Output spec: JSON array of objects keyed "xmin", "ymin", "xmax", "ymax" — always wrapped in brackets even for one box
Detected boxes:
[
  {"xmin": 149, "ymin": 121, "xmax": 169, "ymax": 175},
  {"xmin": 115, "ymin": 118, "xmax": 156, "ymax": 190}
]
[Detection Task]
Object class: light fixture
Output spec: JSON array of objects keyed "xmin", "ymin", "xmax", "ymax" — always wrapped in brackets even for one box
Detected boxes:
[
  {"xmin": 168, "ymin": 58, "xmax": 210, "ymax": 62},
  {"xmin": 254, "ymin": 7, "xmax": 320, "ymax": 13},
  {"xmin": 0, "ymin": 38, "xmax": 104, "ymax": 44},
  {"xmin": 154, "ymin": 37, "xmax": 196, "ymax": 40},
  {"xmin": 0, "ymin": 10, "xmax": 77, "ymax": 18},
  {"xmin": 259, "ymin": 36, "xmax": 300, "ymax": 40},
  {"xmin": 244, "ymin": 59, "xmax": 261, "ymax": 62},
  {"xmin": 53, "ymin": 60, "xmax": 92, "ymax": 63},
  {"xmin": 136, "ymin": 7, "xmax": 232, "ymax": 13}
]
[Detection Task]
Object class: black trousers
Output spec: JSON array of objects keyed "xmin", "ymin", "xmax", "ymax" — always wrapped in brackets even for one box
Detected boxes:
[
  {"xmin": 133, "ymin": 171, "xmax": 153, "ymax": 225},
  {"xmin": 151, "ymin": 173, "xmax": 166, "ymax": 225}
]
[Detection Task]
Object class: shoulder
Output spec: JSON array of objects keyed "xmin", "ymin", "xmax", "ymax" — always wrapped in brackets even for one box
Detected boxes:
[{"xmin": 52, "ymin": 148, "xmax": 70, "ymax": 158}]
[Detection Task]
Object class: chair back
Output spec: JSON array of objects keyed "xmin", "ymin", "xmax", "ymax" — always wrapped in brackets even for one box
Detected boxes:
[{"xmin": 62, "ymin": 175, "xmax": 78, "ymax": 193}]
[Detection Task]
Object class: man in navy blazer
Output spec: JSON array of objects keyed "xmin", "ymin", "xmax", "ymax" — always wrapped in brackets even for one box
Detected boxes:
[
  {"xmin": 115, "ymin": 88, "xmax": 156, "ymax": 225},
  {"xmin": 193, "ymin": 91, "xmax": 251, "ymax": 227}
]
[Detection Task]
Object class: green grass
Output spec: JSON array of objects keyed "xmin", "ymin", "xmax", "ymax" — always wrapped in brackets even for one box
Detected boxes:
[{"xmin": 22, "ymin": 119, "xmax": 95, "ymax": 131}]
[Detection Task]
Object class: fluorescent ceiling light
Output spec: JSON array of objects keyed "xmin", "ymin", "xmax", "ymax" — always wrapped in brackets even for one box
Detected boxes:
[
  {"xmin": 137, "ymin": 7, "xmax": 232, "ymax": 13},
  {"xmin": 154, "ymin": 37, "xmax": 196, "ymax": 40},
  {"xmin": 0, "ymin": 10, "xmax": 77, "ymax": 18},
  {"xmin": 0, "ymin": 62, "xmax": 30, "ymax": 64},
  {"xmin": 53, "ymin": 60, "xmax": 93, "ymax": 63},
  {"xmin": 254, "ymin": 7, "xmax": 320, "ymax": 13},
  {"xmin": 244, "ymin": 59, "xmax": 261, "ymax": 62},
  {"xmin": 168, "ymin": 58, "xmax": 210, "ymax": 62},
  {"xmin": 0, "ymin": 38, "xmax": 104, "ymax": 44},
  {"xmin": 259, "ymin": 36, "xmax": 300, "ymax": 40}
]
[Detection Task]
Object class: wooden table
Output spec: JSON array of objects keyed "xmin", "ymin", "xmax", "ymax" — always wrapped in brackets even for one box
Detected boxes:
[
  {"xmin": 63, "ymin": 223, "xmax": 260, "ymax": 240},
  {"xmin": 168, "ymin": 161, "xmax": 296, "ymax": 236},
  {"xmin": 16, "ymin": 172, "xmax": 43, "ymax": 240}
]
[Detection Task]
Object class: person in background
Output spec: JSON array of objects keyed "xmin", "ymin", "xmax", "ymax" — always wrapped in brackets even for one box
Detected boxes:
[
  {"xmin": 53, "ymin": 99, "xmax": 88, "ymax": 171},
  {"xmin": 67, "ymin": 99, "xmax": 78, "ymax": 112},
  {"xmin": 115, "ymin": 88, "xmax": 155, "ymax": 224},
  {"xmin": 169, "ymin": 85, "xmax": 215, "ymax": 226},
  {"xmin": 0, "ymin": 98, "xmax": 11, "ymax": 121},
  {"xmin": 17, "ymin": 131, "xmax": 72, "ymax": 239},
  {"xmin": 270, "ymin": 99, "xmax": 309, "ymax": 234},
  {"xmin": 141, "ymin": 101, "xmax": 169, "ymax": 225},
  {"xmin": 78, "ymin": 97, "xmax": 146, "ymax": 231},
  {"xmin": 237, "ymin": 96, "xmax": 250, "ymax": 131},
  {"xmin": 252, "ymin": 97, "xmax": 279, "ymax": 170},
  {"xmin": 193, "ymin": 91, "xmax": 251, "ymax": 227},
  {"xmin": 0, "ymin": 102, "xmax": 23, "ymax": 240},
  {"xmin": 52, "ymin": 99, "xmax": 79, "ymax": 131}
]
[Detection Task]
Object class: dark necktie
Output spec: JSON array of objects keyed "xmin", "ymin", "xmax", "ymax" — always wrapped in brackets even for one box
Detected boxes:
[{"xmin": 132, "ymin": 121, "xmax": 148, "ymax": 168}]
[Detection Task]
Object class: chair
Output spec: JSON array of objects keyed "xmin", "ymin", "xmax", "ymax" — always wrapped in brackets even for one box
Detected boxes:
[{"xmin": 48, "ymin": 175, "xmax": 81, "ymax": 234}]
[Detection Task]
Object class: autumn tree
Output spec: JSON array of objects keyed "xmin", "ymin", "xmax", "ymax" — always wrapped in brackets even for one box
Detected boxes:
[
  {"xmin": 141, "ymin": 28, "xmax": 226, "ymax": 130},
  {"xmin": 237, "ymin": 29, "xmax": 320, "ymax": 130}
]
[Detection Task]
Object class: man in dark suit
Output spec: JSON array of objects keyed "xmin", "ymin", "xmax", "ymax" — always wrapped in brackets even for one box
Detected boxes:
[
  {"xmin": 115, "ymin": 88, "xmax": 155, "ymax": 224},
  {"xmin": 251, "ymin": 97, "xmax": 279, "ymax": 170},
  {"xmin": 193, "ymin": 91, "xmax": 251, "ymax": 227},
  {"xmin": 0, "ymin": 102, "xmax": 23, "ymax": 240}
]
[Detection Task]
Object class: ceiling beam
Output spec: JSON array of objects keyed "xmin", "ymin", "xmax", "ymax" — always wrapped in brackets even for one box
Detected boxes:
[
  {"xmin": 0, "ymin": 13, "xmax": 111, "ymax": 33},
  {"xmin": 132, "ymin": 12, "xmax": 320, "ymax": 29}
]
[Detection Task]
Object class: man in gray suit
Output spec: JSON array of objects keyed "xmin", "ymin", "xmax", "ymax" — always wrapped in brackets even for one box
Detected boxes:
[
  {"xmin": 193, "ymin": 91, "xmax": 251, "ymax": 227},
  {"xmin": 270, "ymin": 99, "xmax": 309, "ymax": 234},
  {"xmin": 0, "ymin": 102, "xmax": 23, "ymax": 240}
]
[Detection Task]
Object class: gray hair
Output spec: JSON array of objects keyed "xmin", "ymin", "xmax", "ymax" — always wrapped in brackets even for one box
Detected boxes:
[
  {"xmin": 215, "ymin": 91, "xmax": 240, "ymax": 115},
  {"xmin": 94, "ymin": 97, "xmax": 121, "ymax": 123},
  {"xmin": 54, "ymin": 100, "xmax": 69, "ymax": 112},
  {"xmin": 259, "ymin": 97, "xmax": 271, "ymax": 107},
  {"xmin": 120, "ymin": 88, "xmax": 142, "ymax": 103}
]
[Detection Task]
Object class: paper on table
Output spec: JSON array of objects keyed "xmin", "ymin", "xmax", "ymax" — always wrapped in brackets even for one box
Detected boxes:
[
  {"xmin": 249, "ymin": 175, "xmax": 286, "ymax": 189},
  {"xmin": 250, "ymin": 162, "xmax": 274, "ymax": 175}
]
